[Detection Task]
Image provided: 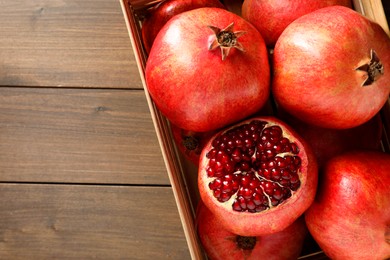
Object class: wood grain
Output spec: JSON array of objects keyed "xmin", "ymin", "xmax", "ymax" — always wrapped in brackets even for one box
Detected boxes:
[
  {"xmin": 0, "ymin": 0, "xmax": 192, "ymax": 258},
  {"xmin": 0, "ymin": 0, "xmax": 142, "ymax": 89},
  {"xmin": 0, "ymin": 87, "xmax": 169, "ymax": 185},
  {"xmin": 0, "ymin": 183, "xmax": 190, "ymax": 259}
]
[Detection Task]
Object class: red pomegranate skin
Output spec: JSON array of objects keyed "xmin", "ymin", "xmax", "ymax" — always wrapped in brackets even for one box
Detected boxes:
[
  {"xmin": 198, "ymin": 116, "xmax": 318, "ymax": 236},
  {"xmin": 277, "ymin": 109, "xmax": 383, "ymax": 168},
  {"xmin": 242, "ymin": 0, "xmax": 352, "ymax": 47},
  {"xmin": 272, "ymin": 6, "xmax": 390, "ymax": 129},
  {"xmin": 146, "ymin": 7, "xmax": 270, "ymax": 132},
  {"xmin": 170, "ymin": 123, "xmax": 215, "ymax": 166},
  {"xmin": 141, "ymin": 0, "xmax": 225, "ymax": 53},
  {"xmin": 196, "ymin": 202, "xmax": 308, "ymax": 260},
  {"xmin": 305, "ymin": 150, "xmax": 390, "ymax": 260}
]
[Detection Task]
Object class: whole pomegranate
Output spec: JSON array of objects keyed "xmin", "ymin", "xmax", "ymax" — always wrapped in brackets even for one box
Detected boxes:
[
  {"xmin": 141, "ymin": 0, "xmax": 225, "ymax": 53},
  {"xmin": 198, "ymin": 117, "xmax": 318, "ymax": 236},
  {"xmin": 170, "ymin": 123, "xmax": 215, "ymax": 165},
  {"xmin": 145, "ymin": 7, "xmax": 270, "ymax": 132},
  {"xmin": 196, "ymin": 201, "xmax": 308, "ymax": 260},
  {"xmin": 272, "ymin": 6, "xmax": 390, "ymax": 129},
  {"xmin": 242, "ymin": 0, "xmax": 352, "ymax": 47},
  {"xmin": 277, "ymin": 109, "xmax": 383, "ymax": 168},
  {"xmin": 305, "ymin": 150, "xmax": 390, "ymax": 260}
]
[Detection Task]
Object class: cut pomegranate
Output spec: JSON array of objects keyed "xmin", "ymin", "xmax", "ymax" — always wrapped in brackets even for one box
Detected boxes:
[{"xmin": 198, "ymin": 117, "xmax": 318, "ymax": 236}]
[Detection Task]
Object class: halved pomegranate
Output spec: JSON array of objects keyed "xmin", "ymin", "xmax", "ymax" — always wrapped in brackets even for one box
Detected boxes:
[{"xmin": 198, "ymin": 117, "xmax": 318, "ymax": 236}]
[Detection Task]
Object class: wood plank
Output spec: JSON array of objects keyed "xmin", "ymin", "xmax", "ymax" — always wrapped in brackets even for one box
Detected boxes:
[
  {"xmin": 0, "ymin": 0, "xmax": 141, "ymax": 89},
  {"xmin": 0, "ymin": 87, "xmax": 169, "ymax": 185},
  {"xmin": 0, "ymin": 183, "xmax": 191, "ymax": 259}
]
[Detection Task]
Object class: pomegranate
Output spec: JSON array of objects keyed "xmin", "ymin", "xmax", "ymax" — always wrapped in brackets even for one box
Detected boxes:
[
  {"xmin": 145, "ymin": 7, "xmax": 270, "ymax": 132},
  {"xmin": 241, "ymin": 0, "xmax": 352, "ymax": 47},
  {"xmin": 170, "ymin": 123, "xmax": 215, "ymax": 165},
  {"xmin": 272, "ymin": 6, "xmax": 390, "ymax": 129},
  {"xmin": 196, "ymin": 201, "xmax": 308, "ymax": 260},
  {"xmin": 277, "ymin": 109, "xmax": 383, "ymax": 168},
  {"xmin": 141, "ymin": 0, "xmax": 225, "ymax": 53},
  {"xmin": 198, "ymin": 117, "xmax": 318, "ymax": 236},
  {"xmin": 305, "ymin": 150, "xmax": 390, "ymax": 260}
]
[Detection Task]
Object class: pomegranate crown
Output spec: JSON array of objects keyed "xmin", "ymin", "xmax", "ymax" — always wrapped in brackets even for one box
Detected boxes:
[
  {"xmin": 355, "ymin": 49, "xmax": 384, "ymax": 86},
  {"xmin": 208, "ymin": 22, "xmax": 246, "ymax": 61}
]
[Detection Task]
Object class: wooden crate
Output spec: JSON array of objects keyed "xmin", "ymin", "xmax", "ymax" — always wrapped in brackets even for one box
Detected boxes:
[{"xmin": 119, "ymin": 0, "xmax": 390, "ymax": 259}]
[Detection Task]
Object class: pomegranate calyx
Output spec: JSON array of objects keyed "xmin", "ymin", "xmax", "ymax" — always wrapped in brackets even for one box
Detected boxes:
[
  {"xmin": 355, "ymin": 49, "xmax": 384, "ymax": 86},
  {"xmin": 208, "ymin": 22, "xmax": 246, "ymax": 60},
  {"xmin": 236, "ymin": 235, "xmax": 257, "ymax": 250},
  {"xmin": 182, "ymin": 135, "xmax": 200, "ymax": 152}
]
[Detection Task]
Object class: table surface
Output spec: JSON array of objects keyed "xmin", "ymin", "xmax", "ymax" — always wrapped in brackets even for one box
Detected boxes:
[
  {"xmin": 0, "ymin": 0, "xmax": 190, "ymax": 259},
  {"xmin": 1, "ymin": 1, "xmax": 389, "ymax": 259}
]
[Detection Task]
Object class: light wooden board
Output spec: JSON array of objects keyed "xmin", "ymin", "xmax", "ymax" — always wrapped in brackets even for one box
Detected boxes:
[
  {"xmin": 0, "ymin": 184, "xmax": 190, "ymax": 259},
  {"xmin": 0, "ymin": 87, "xmax": 169, "ymax": 185},
  {"xmin": 0, "ymin": 0, "xmax": 142, "ymax": 88}
]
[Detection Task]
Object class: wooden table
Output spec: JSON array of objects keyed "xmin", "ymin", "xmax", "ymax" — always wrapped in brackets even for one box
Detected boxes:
[{"xmin": 0, "ymin": 0, "xmax": 190, "ymax": 259}]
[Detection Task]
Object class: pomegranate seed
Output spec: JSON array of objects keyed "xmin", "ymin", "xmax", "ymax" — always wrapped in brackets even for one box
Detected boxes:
[
  {"xmin": 263, "ymin": 182, "xmax": 274, "ymax": 195},
  {"xmin": 239, "ymin": 161, "xmax": 251, "ymax": 171},
  {"xmin": 290, "ymin": 173, "xmax": 299, "ymax": 183},
  {"xmin": 213, "ymin": 189, "xmax": 221, "ymax": 199},
  {"xmin": 262, "ymin": 168, "xmax": 271, "ymax": 179},
  {"xmin": 247, "ymin": 200, "xmax": 256, "ymax": 210},
  {"xmin": 244, "ymin": 138, "xmax": 253, "ymax": 148},
  {"xmin": 256, "ymin": 205, "xmax": 268, "ymax": 212},
  {"xmin": 239, "ymin": 197, "xmax": 247, "ymax": 210},
  {"xmin": 290, "ymin": 143, "xmax": 300, "ymax": 154},
  {"xmin": 220, "ymin": 191, "xmax": 231, "ymax": 202},
  {"xmin": 249, "ymin": 179, "xmax": 259, "ymax": 190},
  {"xmin": 231, "ymin": 148, "xmax": 242, "ymax": 162},
  {"xmin": 242, "ymin": 188, "xmax": 253, "ymax": 200},
  {"xmin": 240, "ymin": 175, "xmax": 251, "ymax": 186},
  {"xmin": 269, "ymin": 125, "xmax": 282, "ymax": 137},
  {"xmin": 279, "ymin": 179, "xmax": 290, "ymax": 187},
  {"xmin": 224, "ymin": 161, "xmax": 235, "ymax": 173},
  {"xmin": 282, "ymin": 169, "xmax": 292, "ymax": 179},
  {"xmin": 271, "ymin": 168, "xmax": 282, "ymax": 181},
  {"xmin": 252, "ymin": 193, "xmax": 262, "ymax": 206},
  {"xmin": 273, "ymin": 189, "xmax": 283, "ymax": 200},
  {"xmin": 275, "ymin": 156, "xmax": 286, "ymax": 168},
  {"xmin": 222, "ymin": 180, "xmax": 232, "ymax": 193},
  {"xmin": 270, "ymin": 197, "xmax": 279, "ymax": 206},
  {"xmin": 232, "ymin": 179, "xmax": 240, "ymax": 191},
  {"xmin": 293, "ymin": 156, "xmax": 302, "ymax": 166},
  {"xmin": 206, "ymin": 166, "xmax": 215, "ymax": 177},
  {"xmin": 235, "ymin": 138, "xmax": 243, "ymax": 147},
  {"xmin": 209, "ymin": 178, "xmax": 222, "ymax": 190},
  {"xmin": 233, "ymin": 200, "xmax": 242, "ymax": 211}
]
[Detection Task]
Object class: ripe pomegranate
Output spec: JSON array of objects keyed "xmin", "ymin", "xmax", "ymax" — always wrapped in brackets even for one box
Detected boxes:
[
  {"xmin": 170, "ymin": 123, "xmax": 215, "ymax": 165},
  {"xmin": 272, "ymin": 6, "xmax": 390, "ymax": 129},
  {"xmin": 241, "ymin": 0, "xmax": 352, "ymax": 47},
  {"xmin": 198, "ymin": 117, "xmax": 318, "ymax": 236},
  {"xmin": 141, "ymin": 0, "xmax": 225, "ymax": 53},
  {"xmin": 277, "ymin": 109, "xmax": 383, "ymax": 168},
  {"xmin": 305, "ymin": 150, "xmax": 390, "ymax": 260},
  {"xmin": 145, "ymin": 7, "xmax": 270, "ymax": 132},
  {"xmin": 196, "ymin": 201, "xmax": 308, "ymax": 260}
]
